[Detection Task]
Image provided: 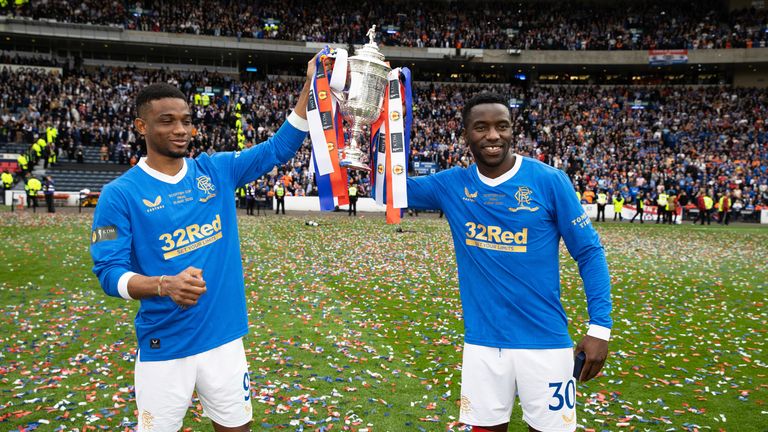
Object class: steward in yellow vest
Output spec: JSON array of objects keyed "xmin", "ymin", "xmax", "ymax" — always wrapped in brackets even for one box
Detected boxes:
[
  {"xmin": 718, "ymin": 193, "xmax": 732, "ymax": 225},
  {"xmin": 703, "ymin": 196, "xmax": 713, "ymax": 210},
  {"xmin": 46, "ymin": 126, "xmax": 58, "ymax": 144},
  {"xmin": 656, "ymin": 192, "xmax": 668, "ymax": 223},
  {"xmin": 31, "ymin": 141, "xmax": 42, "ymax": 162},
  {"xmin": 612, "ymin": 195, "xmax": 624, "ymax": 221},
  {"xmin": 347, "ymin": 183, "xmax": 358, "ymax": 216},
  {"xmin": 17, "ymin": 154, "xmax": 28, "ymax": 173},
  {"xmin": 595, "ymin": 191, "xmax": 607, "ymax": 222},
  {"xmin": 274, "ymin": 183, "xmax": 286, "ymax": 215},
  {"xmin": 25, "ymin": 177, "xmax": 42, "ymax": 208}
]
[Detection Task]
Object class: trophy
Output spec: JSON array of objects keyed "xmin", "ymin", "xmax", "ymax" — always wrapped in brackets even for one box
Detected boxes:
[{"xmin": 338, "ymin": 26, "xmax": 391, "ymax": 171}]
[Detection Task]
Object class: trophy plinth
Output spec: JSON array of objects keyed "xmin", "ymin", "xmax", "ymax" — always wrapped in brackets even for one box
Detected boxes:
[
  {"xmin": 339, "ymin": 141, "xmax": 371, "ymax": 171},
  {"xmin": 338, "ymin": 26, "xmax": 391, "ymax": 171}
]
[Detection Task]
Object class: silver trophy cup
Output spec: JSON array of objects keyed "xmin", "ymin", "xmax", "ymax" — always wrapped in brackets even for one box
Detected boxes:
[{"xmin": 338, "ymin": 26, "xmax": 392, "ymax": 171}]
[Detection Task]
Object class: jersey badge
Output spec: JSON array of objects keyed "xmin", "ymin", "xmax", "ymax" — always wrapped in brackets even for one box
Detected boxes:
[
  {"xmin": 197, "ymin": 175, "xmax": 217, "ymax": 202},
  {"xmin": 508, "ymin": 186, "xmax": 539, "ymax": 213}
]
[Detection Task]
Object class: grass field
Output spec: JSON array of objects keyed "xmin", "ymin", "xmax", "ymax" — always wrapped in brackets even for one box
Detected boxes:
[{"xmin": 0, "ymin": 210, "xmax": 766, "ymax": 432}]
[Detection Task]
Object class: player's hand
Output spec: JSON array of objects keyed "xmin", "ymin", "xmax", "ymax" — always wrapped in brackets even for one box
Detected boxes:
[
  {"xmin": 295, "ymin": 52, "xmax": 321, "ymax": 120},
  {"xmin": 574, "ymin": 335, "xmax": 608, "ymax": 382},
  {"xmin": 164, "ymin": 266, "xmax": 207, "ymax": 307},
  {"xmin": 305, "ymin": 52, "xmax": 320, "ymax": 82}
]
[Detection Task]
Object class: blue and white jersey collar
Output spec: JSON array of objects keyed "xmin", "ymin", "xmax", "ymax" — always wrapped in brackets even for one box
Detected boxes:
[
  {"xmin": 476, "ymin": 154, "xmax": 523, "ymax": 187},
  {"xmin": 138, "ymin": 157, "xmax": 188, "ymax": 185}
]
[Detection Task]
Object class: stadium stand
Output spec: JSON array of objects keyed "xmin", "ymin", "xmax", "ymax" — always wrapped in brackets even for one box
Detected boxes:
[
  {"xmin": 1, "ymin": 62, "xmax": 766, "ymax": 218},
  {"xmin": 4, "ymin": 0, "xmax": 768, "ymax": 50},
  {"xmin": 0, "ymin": 0, "xmax": 766, "ymax": 220},
  {"xmin": 43, "ymin": 167, "xmax": 124, "ymax": 192}
]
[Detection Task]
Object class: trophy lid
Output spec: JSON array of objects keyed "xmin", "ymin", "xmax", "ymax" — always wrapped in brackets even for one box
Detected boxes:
[{"xmin": 350, "ymin": 25, "xmax": 388, "ymax": 67}]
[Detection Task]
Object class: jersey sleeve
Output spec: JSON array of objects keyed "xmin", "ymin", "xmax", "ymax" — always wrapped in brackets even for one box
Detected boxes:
[
  {"xmin": 211, "ymin": 112, "xmax": 309, "ymax": 187},
  {"xmin": 406, "ymin": 171, "xmax": 448, "ymax": 210},
  {"xmin": 552, "ymin": 170, "xmax": 613, "ymax": 329},
  {"xmin": 90, "ymin": 184, "xmax": 135, "ymax": 299}
]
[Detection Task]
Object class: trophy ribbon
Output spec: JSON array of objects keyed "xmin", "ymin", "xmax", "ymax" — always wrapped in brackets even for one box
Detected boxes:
[
  {"xmin": 383, "ymin": 91, "xmax": 399, "ymax": 225},
  {"xmin": 308, "ymin": 47, "xmax": 349, "ymax": 210},
  {"xmin": 328, "ymin": 48, "xmax": 348, "ymax": 92},
  {"xmin": 307, "ymin": 86, "xmax": 334, "ymax": 175},
  {"xmin": 373, "ymin": 122, "xmax": 386, "ymax": 207},
  {"xmin": 386, "ymin": 68, "xmax": 408, "ymax": 209},
  {"xmin": 370, "ymin": 67, "xmax": 413, "ymax": 223}
]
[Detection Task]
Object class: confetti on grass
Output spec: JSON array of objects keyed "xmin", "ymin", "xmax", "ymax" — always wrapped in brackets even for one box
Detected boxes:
[{"xmin": 0, "ymin": 212, "xmax": 766, "ymax": 431}]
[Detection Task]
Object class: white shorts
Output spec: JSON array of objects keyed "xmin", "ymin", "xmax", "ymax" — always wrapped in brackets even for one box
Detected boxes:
[
  {"xmin": 459, "ymin": 343, "xmax": 577, "ymax": 432},
  {"xmin": 135, "ymin": 338, "xmax": 252, "ymax": 432}
]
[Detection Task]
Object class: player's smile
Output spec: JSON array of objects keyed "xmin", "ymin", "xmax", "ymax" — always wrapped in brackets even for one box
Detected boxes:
[
  {"xmin": 480, "ymin": 144, "xmax": 504, "ymax": 157},
  {"xmin": 169, "ymin": 138, "xmax": 189, "ymax": 148}
]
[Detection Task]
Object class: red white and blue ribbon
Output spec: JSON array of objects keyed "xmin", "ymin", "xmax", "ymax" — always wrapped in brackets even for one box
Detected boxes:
[
  {"xmin": 308, "ymin": 47, "xmax": 412, "ymax": 221},
  {"xmin": 370, "ymin": 67, "xmax": 412, "ymax": 223},
  {"xmin": 308, "ymin": 47, "xmax": 349, "ymax": 211}
]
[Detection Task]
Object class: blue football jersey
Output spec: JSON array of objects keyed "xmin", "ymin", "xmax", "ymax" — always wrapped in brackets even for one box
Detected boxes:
[
  {"xmin": 407, "ymin": 156, "xmax": 612, "ymax": 349},
  {"xmin": 91, "ymin": 116, "xmax": 307, "ymax": 361}
]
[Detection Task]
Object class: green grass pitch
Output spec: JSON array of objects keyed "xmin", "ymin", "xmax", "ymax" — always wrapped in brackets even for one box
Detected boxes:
[{"xmin": 0, "ymin": 211, "xmax": 766, "ymax": 431}]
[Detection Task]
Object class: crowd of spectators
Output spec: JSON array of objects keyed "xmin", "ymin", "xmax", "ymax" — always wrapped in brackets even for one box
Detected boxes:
[
  {"xmin": 1, "ymin": 62, "xmax": 766, "ymax": 220},
  {"xmin": 0, "ymin": 53, "xmax": 67, "ymax": 68},
  {"xmin": 4, "ymin": 0, "xmax": 768, "ymax": 50},
  {"xmin": 524, "ymin": 85, "xmax": 768, "ymax": 220}
]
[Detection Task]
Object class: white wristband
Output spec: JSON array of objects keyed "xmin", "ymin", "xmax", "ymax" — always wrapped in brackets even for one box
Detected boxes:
[
  {"xmin": 587, "ymin": 324, "xmax": 611, "ymax": 341},
  {"xmin": 117, "ymin": 272, "xmax": 138, "ymax": 300},
  {"xmin": 287, "ymin": 111, "xmax": 309, "ymax": 132}
]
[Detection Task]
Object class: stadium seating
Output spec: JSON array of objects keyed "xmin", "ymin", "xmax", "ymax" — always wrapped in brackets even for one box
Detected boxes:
[
  {"xmin": 1, "ymin": 143, "xmax": 29, "ymax": 155},
  {"xmin": 1, "ymin": 61, "xmax": 766, "ymax": 211},
  {"xmin": 44, "ymin": 168, "xmax": 124, "ymax": 192},
  {"xmin": 4, "ymin": 0, "xmax": 767, "ymax": 50}
]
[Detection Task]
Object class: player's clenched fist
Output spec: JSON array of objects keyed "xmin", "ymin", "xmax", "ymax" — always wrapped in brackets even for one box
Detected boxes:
[{"xmin": 163, "ymin": 266, "xmax": 207, "ymax": 306}]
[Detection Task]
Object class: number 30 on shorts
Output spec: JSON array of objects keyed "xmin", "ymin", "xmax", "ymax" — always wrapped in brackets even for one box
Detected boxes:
[{"xmin": 548, "ymin": 380, "xmax": 576, "ymax": 411}]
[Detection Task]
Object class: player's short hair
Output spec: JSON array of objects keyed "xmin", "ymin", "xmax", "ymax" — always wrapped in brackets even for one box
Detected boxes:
[
  {"xmin": 462, "ymin": 92, "xmax": 511, "ymax": 128},
  {"xmin": 135, "ymin": 83, "xmax": 187, "ymax": 118}
]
